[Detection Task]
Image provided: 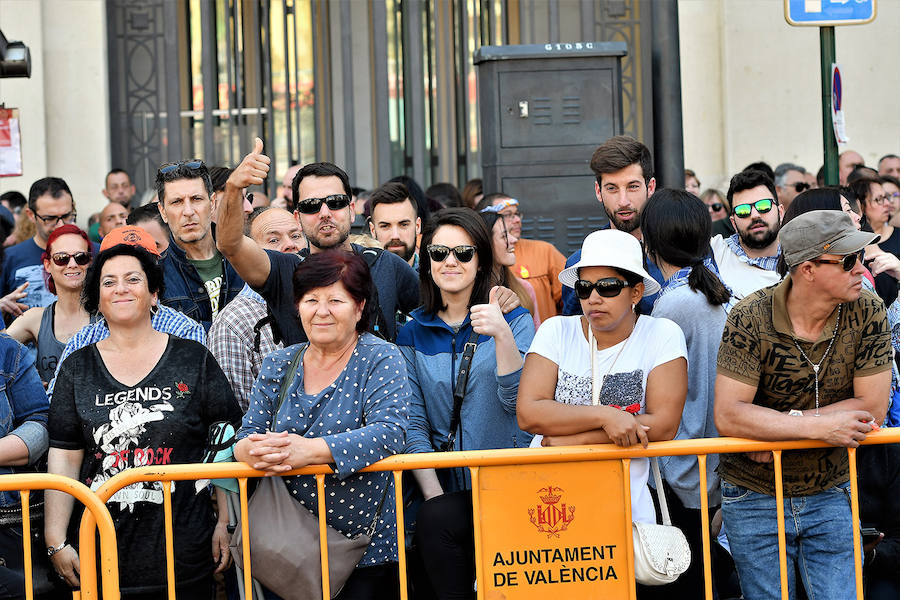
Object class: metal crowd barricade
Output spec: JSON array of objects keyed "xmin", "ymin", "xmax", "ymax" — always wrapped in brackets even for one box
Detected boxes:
[
  {"xmin": 75, "ymin": 428, "xmax": 900, "ymax": 600},
  {"xmin": 0, "ymin": 473, "xmax": 120, "ymax": 600}
]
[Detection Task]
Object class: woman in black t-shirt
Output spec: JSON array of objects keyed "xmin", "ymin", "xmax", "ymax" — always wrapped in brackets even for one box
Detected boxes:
[{"xmin": 44, "ymin": 227, "xmax": 243, "ymax": 599}]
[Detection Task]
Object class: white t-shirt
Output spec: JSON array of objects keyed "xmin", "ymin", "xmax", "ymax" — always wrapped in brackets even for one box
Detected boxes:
[{"xmin": 527, "ymin": 314, "xmax": 687, "ymax": 524}]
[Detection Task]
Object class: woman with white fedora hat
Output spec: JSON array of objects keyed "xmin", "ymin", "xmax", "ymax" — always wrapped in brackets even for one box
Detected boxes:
[{"xmin": 517, "ymin": 228, "xmax": 687, "ymax": 525}]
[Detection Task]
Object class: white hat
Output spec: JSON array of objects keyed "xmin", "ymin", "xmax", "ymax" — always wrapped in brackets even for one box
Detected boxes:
[{"xmin": 558, "ymin": 229, "xmax": 660, "ymax": 297}]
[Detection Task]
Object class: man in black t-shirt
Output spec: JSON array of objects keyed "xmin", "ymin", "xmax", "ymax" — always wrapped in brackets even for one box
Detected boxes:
[{"xmin": 216, "ymin": 139, "xmax": 420, "ymax": 344}]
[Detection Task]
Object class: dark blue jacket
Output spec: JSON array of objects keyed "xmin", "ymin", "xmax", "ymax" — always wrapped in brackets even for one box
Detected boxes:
[{"xmin": 160, "ymin": 235, "xmax": 244, "ymax": 331}]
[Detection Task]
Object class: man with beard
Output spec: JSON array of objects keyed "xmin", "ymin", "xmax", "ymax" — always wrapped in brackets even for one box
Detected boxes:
[
  {"xmin": 216, "ymin": 139, "xmax": 420, "ymax": 344},
  {"xmin": 561, "ymin": 135, "xmax": 664, "ymax": 315},
  {"xmin": 710, "ymin": 169, "xmax": 783, "ymax": 301},
  {"xmin": 368, "ymin": 182, "xmax": 421, "ymax": 268}
]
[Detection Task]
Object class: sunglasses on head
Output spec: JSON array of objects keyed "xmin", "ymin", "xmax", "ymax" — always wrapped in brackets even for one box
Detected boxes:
[
  {"xmin": 811, "ymin": 251, "xmax": 862, "ymax": 272},
  {"xmin": 574, "ymin": 277, "xmax": 629, "ymax": 300},
  {"xmin": 158, "ymin": 160, "xmax": 205, "ymax": 176},
  {"xmin": 296, "ymin": 194, "xmax": 351, "ymax": 215},
  {"xmin": 426, "ymin": 244, "xmax": 476, "ymax": 263},
  {"xmin": 51, "ymin": 252, "xmax": 91, "ymax": 267},
  {"xmin": 733, "ymin": 198, "xmax": 774, "ymax": 218}
]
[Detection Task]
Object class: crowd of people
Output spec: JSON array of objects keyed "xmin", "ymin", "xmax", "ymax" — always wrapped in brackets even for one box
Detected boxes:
[{"xmin": 0, "ymin": 137, "xmax": 897, "ymax": 600}]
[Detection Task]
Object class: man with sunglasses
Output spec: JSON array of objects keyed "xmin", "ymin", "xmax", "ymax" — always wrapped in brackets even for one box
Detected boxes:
[
  {"xmin": 154, "ymin": 159, "xmax": 245, "ymax": 331},
  {"xmin": 710, "ymin": 169, "xmax": 783, "ymax": 302},
  {"xmin": 715, "ymin": 210, "xmax": 891, "ymax": 600},
  {"xmin": 774, "ymin": 163, "xmax": 809, "ymax": 209},
  {"xmin": 1, "ymin": 177, "xmax": 79, "ymax": 318},
  {"xmin": 216, "ymin": 139, "xmax": 420, "ymax": 345}
]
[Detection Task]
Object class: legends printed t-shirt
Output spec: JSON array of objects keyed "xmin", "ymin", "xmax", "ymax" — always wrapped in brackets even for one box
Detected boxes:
[
  {"xmin": 717, "ymin": 277, "xmax": 892, "ymax": 497},
  {"xmin": 527, "ymin": 314, "xmax": 687, "ymax": 523},
  {"xmin": 189, "ymin": 252, "xmax": 225, "ymax": 319},
  {"xmin": 49, "ymin": 336, "xmax": 242, "ymax": 593}
]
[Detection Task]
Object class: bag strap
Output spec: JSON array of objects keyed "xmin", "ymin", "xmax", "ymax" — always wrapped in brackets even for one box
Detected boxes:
[
  {"xmin": 274, "ymin": 343, "xmax": 390, "ymax": 538},
  {"xmin": 589, "ymin": 328, "xmax": 672, "ymax": 526},
  {"xmin": 650, "ymin": 457, "xmax": 672, "ymax": 526},
  {"xmin": 275, "ymin": 344, "xmax": 307, "ymax": 415},
  {"xmin": 440, "ymin": 325, "xmax": 481, "ymax": 452}
]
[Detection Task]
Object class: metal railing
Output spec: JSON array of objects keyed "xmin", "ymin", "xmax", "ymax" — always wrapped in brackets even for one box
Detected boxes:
[
  {"xmin": 66, "ymin": 428, "xmax": 900, "ymax": 600},
  {"xmin": 0, "ymin": 473, "xmax": 120, "ymax": 600}
]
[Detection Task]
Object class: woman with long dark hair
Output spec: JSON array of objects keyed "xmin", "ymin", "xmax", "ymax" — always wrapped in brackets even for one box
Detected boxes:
[
  {"xmin": 640, "ymin": 188, "xmax": 734, "ymax": 598},
  {"xmin": 397, "ymin": 207, "xmax": 535, "ymax": 599}
]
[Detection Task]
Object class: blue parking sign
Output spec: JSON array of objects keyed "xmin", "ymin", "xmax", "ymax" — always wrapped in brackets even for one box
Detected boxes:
[{"xmin": 785, "ymin": 0, "xmax": 876, "ymax": 26}]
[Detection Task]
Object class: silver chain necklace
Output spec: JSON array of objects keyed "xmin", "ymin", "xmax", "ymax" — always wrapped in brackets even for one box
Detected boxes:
[{"xmin": 791, "ymin": 304, "xmax": 842, "ymax": 416}]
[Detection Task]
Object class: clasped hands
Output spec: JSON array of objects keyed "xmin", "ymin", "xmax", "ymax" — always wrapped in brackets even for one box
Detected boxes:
[{"xmin": 242, "ymin": 430, "xmax": 312, "ymax": 475}]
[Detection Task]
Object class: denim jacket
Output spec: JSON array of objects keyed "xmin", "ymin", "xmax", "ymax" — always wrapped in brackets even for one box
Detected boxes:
[
  {"xmin": 0, "ymin": 334, "xmax": 49, "ymax": 508},
  {"xmin": 160, "ymin": 233, "xmax": 244, "ymax": 331}
]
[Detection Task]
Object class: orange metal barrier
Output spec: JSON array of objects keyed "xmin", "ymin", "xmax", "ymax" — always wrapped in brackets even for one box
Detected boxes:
[
  {"xmin": 76, "ymin": 428, "xmax": 900, "ymax": 600},
  {"xmin": 0, "ymin": 473, "xmax": 120, "ymax": 600}
]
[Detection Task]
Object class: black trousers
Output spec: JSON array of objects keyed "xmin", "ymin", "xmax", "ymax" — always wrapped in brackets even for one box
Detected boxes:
[{"xmin": 414, "ymin": 491, "xmax": 475, "ymax": 600}]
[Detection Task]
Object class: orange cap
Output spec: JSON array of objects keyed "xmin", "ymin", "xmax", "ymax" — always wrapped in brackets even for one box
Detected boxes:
[{"xmin": 99, "ymin": 225, "xmax": 160, "ymax": 256}]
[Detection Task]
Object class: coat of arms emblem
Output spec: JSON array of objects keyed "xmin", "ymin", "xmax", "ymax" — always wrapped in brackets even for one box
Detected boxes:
[{"xmin": 528, "ymin": 485, "xmax": 575, "ymax": 538}]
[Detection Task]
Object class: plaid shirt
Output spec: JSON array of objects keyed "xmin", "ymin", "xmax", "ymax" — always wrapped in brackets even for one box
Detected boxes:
[
  {"xmin": 724, "ymin": 234, "xmax": 781, "ymax": 272},
  {"xmin": 47, "ymin": 305, "xmax": 206, "ymax": 398},
  {"xmin": 208, "ymin": 290, "xmax": 281, "ymax": 411}
]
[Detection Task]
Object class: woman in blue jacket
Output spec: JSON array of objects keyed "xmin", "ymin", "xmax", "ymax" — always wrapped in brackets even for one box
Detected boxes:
[{"xmin": 396, "ymin": 207, "xmax": 535, "ymax": 600}]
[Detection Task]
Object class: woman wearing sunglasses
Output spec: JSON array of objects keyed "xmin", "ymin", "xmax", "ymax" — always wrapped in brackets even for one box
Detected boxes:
[
  {"xmin": 397, "ymin": 208, "xmax": 535, "ymax": 599},
  {"xmin": 6, "ymin": 224, "xmax": 95, "ymax": 386},
  {"xmin": 478, "ymin": 207, "xmax": 540, "ymax": 329},
  {"xmin": 517, "ymin": 229, "xmax": 687, "ymax": 527}
]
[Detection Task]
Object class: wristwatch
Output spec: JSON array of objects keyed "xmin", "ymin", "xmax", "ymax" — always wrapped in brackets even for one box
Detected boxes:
[
  {"xmin": 47, "ymin": 541, "xmax": 68, "ymax": 557},
  {"xmin": 789, "ymin": 409, "xmax": 804, "ymax": 417}
]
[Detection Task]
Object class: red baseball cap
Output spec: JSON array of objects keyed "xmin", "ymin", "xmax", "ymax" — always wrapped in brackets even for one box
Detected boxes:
[{"xmin": 99, "ymin": 226, "xmax": 161, "ymax": 256}]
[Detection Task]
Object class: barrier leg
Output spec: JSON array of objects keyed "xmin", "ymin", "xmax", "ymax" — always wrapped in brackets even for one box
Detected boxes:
[
  {"xmin": 316, "ymin": 474, "xmax": 330, "ymax": 600},
  {"xmin": 697, "ymin": 455, "xmax": 713, "ymax": 600},
  {"xmin": 162, "ymin": 481, "xmax": 176, "ymax": 600},
  {"xmin": 470, "ymin": 467, "xmax": 483, "ymax": 600},
  {"xmin": 238, "ymin": 478, "xmax": 253, "ymax": 598},
  {"xmin": 772, "ymin": 451, "xmax": 788, "ymax": 600},
  {"xmin": 21, "ymin": 490, "xmax": 32, "ymax": 600},
  {"xmin": 622, "ymin": 458, "xmax": 636, "ymax": 600},
  {"xmin": 848, "ymin": 449, "xmax": 863, "ymax": 600},
  {"xmin": 392, "ymin": 471, "xmax": 408, "ymax": 600}
]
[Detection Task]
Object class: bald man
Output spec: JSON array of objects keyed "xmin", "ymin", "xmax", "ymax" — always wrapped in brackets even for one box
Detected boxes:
[
  {"xmin": 207, "ymin": 206, "xmax": 303, "ymax": 408},
  {"xmin": 98, "ymin": 202, "xmax": 129, "ymax": 238},
  {"xmin": 839, "ymin": 150, "xmax": 865, "ymax": 185}
]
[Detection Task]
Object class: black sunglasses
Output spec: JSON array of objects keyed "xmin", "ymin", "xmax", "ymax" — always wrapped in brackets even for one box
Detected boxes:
[
  {"xmin": 296, "ymin": 194, "xmax": 351, "ymax": 215},
  {"xmin": 574, "ymin": 277, "xmax": 629, "ymax": 300},
  {"xmin": 709, "ymin": 203, "xmax": 725, "ymax": 212},
  {"xmin": 789, "ymin": 182, "xmax": 811, "ymax": 193},
  {"xmin": 426, "ymin": 244, "xmax": 476, "ymax": 263},
  {"xmin": 811, "ymin": 252, "xmax": 862, "ymax": 272},
  {"xmin": 51, "ymin": 252, "xmax": 91, "ymax": 267}
]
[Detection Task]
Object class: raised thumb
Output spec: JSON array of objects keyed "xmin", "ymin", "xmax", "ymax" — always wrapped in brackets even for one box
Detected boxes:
[
  {"xmin": 489, "ymin": 286, "xmax": 500, "ymax": 305},
  {"xmin": 253, "ymin": 136, "xmax": 264, "ymax": 154}
]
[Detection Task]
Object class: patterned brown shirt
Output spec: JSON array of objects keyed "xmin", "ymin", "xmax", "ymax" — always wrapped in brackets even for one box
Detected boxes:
[{"xmin": 717, "ymin": 277, "xmax": 891, "ymax": 496}]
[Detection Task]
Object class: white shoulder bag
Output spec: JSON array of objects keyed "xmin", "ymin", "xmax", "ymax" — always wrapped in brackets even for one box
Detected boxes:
[{"xmin": 589, "ymin": 326, "xmax": 691, "ymax": 585}]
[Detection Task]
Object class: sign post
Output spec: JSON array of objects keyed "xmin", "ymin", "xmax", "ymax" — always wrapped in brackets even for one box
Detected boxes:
[{"xmin": 784, "ymin": 0, "xmax": 876, "ymax": 186}]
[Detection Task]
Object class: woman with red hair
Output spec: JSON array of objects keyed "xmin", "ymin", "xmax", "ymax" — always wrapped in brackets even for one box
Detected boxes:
[{"xmin": 6, "ymin": 224, "xmax": 94, "ymax": 385}]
